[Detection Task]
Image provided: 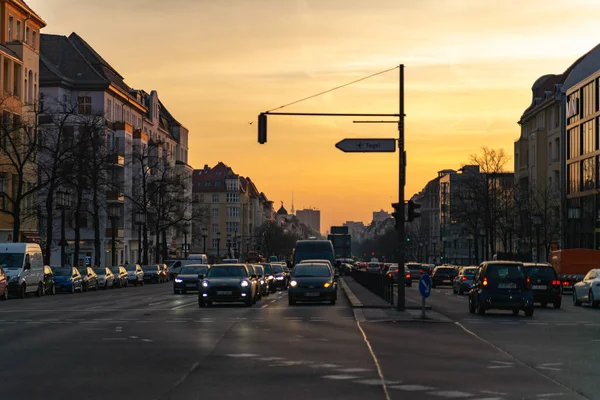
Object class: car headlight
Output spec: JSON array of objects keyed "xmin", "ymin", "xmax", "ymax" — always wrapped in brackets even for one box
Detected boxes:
[
  {"xmin": 174, "ymin": 278, "xmax": 183, "ymax": 283},
  {"xmin": 275, "ymin": 276, "xmax": 284, "ymax": 280},
  {"xmin": 267, "ymin": 276, "xmax": 274, "ymax": 280},
  {"xmin": 260, "ymin": 279, "xmax": 265, "ymax": 284},
  {"xmin": 324, "ymin": 282, "xmax": 332, "ymax": 288},
  {"xmin": 201, "ymin": 281, "xmax": 209, "ymax": 288},
  {"xmin": 240, "ymin": 280, "xmax": 249, "ymax": 288},
  {"xmin": 289, "ymin": 280, "xmax": 297, "ymax": 287},
  {"xmin": 10, "ymin": 276, "xmax": 19, "ymax": 283}
]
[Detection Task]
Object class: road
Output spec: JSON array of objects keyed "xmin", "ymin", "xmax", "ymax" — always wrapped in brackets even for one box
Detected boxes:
[
  {"xmin": 402, "ymin": 283, "xmax": 600, "ymax": 400},
  {"xmin": 0, "ymin": 282, "xmax": 595, "ymax": 400}
]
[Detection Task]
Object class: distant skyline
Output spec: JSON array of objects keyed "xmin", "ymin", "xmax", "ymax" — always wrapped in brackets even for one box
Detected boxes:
[{"xmin": 28, "ymin": 0, "xmax": 600, "ymax": 229}]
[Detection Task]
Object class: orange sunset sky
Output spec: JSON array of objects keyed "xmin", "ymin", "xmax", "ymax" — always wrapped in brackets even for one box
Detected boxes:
[{"xmin": 29, "ymin": 0, "xmax": 600, "ymax": 231}]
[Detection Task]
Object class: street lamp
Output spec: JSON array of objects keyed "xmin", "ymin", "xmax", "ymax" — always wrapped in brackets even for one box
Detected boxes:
[
  {"xmin": 108, "ymin": 203, "xmax": 120, "ymax": 266},
  {"xmin": 466, "ymin": 233, "xmax": 474, "ymax": 265},
  {"xmin": 233, "ymin": 230, "xmax": 239, "ymax": 259},
  {"xmin": 201, "ymin": 227, "xmax": 208, "ymax": 254},
  {"xmin": 216, "ymin": 231, "xmax": 221, "ymax": 261},
  {"xmin": 479, "ymin": 228, "xmax": 486, "ymax": 263},
  {"xmin": 226, "ymin": 233, "xmax": 232, "ymax": 259},
  {"xmin": 532, "ymin": 212, "xmax": 542, "ymax": 263},
  {"xmin": 135, "ymin": 211, "xmax": 145, "ymax": 265},
  {"xmin": 181, "ymin": 224, "xmax": 189, "ymax": 259},
  {"xmin": 56, "ymin": 190, "xmax": 71, "ymax": 266}
]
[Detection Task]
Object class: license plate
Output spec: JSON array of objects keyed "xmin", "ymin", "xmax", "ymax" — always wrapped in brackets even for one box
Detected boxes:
[
  {"xmin": 532, "ymin": 285, "xmax": 547, "ymax": 290},
  {"xmin": 186, "ymin": 284, "xmax": 197, "ymax": 288},
  {"xmin": 304, "ymin": 292, "xmax": 319, "ymax": 297},
  {"xmin": 498, "ymin": 283, "xmax": 517, "ymax": 289},
  {"xmin": 443, "ymin": 280, "xmax": 451, "ymax": 283},
  {"xmin": 216, "ymin": 290, "xmax": 232, "ymax": 295}
]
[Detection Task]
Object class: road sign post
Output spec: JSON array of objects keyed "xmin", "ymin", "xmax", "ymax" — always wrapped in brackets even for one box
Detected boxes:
[
  {"xmin": 335, "ymin": 138, "xmax": 396, "ymax": 153},
  {"xmin": 418, "ymin": 274, "xmax": 431, "ymax": 319}
]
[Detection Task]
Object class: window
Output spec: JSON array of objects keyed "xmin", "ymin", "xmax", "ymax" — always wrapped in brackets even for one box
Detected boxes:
[
  {"xmin": 214, "ymin": 182, "xmax": 221, "ymax": 187},
  {"xmin": 212, "ymin": 238, "xmax": 219, "ymax": 249},
  {"xmin": 212, "ymin": 194, "xmax": 219, "ymax": 203},
  {"xmin": 212, "ymin": 223, "xmax": 219, "ymax": 234},
  {"xmin": 216, "ymin": 171, "xmax": 223, "ymax": 176},
  {"xmin": 198, "ymin": 194, "xmax": 204, "ymax": 203},
  {"xmin": 536, "ymin": 112, "xmax": 544, "ymax": 129},
  {"xmin": 25, "ymin": 26, "xmax": 29, "ymax": 43},
  {"xmin": 226, "ymin": 222, "xmax": 239, "ymax": 233},
  {"xmin": 555, "ymin": 138, "xmax": 560, "ymax": 161},
  {"xmin": 583, "ymin": 82, "xmax": 596, "ymax": 118},
  {"xmin": 32, "ymin": 31, "xmax": 36, "ymax": 48},
  {"xmin": 106, "ymin": 99, "xmax": 112, "ymax": 120},
  {"xmin": 8, "ymin": 17, "xmax": 13, "ymax": 41},
  {"xmin": 227, "ymin": 207, "xmax": 239, "ymax": 218},
  {"xmin": 204, "ymin": 182, "xmax": 211, "ymax": 187},
  {"xmin": 554, "ymin": 105, "xmax": 560, "ymax": 128},
  {"xmin": 211, "ymin": 208, "xmax": 219, "ymax": 217},
  {"xmin": 226, "ymin": 180, "xmax": 238, "ymax": 191},
  {"xmin": 226, "ymin": 193, "xmax": 239, "ymax": 203},
  {"xmin": 16, "ymin": 20, "xmax": 20, "ymax": 41},
  {"xmin": 77, "ymin": 96, "xmax": 92, "ymax": 115},
  {"xmin": 583, "ymin": 120, "xmax": 595, "ymax": 154},
  {"xmin": 583, "ymin": 157, "xmax": 596, "ymax": 191},
  {"xmin": 568, "ymin": 127, "xmax": 580, "ymax": 160},
  {"xmin": 568, "ymin": 162, "xmax": 581, "ymax": 194}
]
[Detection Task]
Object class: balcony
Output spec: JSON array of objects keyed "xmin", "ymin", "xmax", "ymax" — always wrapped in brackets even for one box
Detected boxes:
[
  {"xmin": 105, "ymin": 228, "xmax": 124, "ymax": 238},
  {"xmin": 107, "ymin": 154, "xmax": 125, "ymax": 167},
  {"xmin": 111, "ymin": 121, "xmax": 133, "ymax": 133},
  {"xmin": 106, "ymin": 191, "xmax": 125, "ymax": 202}
]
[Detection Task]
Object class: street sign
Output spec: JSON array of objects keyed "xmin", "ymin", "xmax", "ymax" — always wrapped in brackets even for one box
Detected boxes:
[
  {"xmin": 419, "ymin": 274, "xmax": 431, "ymax": 299},
  {"xmin": 335, "ymin": 138, "xmax": 396, "ymax": 153}
]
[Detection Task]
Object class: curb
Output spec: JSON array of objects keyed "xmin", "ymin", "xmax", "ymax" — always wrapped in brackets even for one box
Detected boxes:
[{"xmin": 339, "ymin": 279, "xmax": 366, "ymax": 322}]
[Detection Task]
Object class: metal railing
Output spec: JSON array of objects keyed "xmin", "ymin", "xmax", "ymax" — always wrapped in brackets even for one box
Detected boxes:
[{"xmin": 350, "ymin": 269, "xmax": 394, "ymax": 305}]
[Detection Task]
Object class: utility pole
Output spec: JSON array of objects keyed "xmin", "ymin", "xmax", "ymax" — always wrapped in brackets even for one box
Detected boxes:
[{"xmin": 397, "ymin": 64, "xmax": 406, "ymax": 311}]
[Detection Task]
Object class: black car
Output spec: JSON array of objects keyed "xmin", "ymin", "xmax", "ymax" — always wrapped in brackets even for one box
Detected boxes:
[
  {"xmin": 174, "ymin": 265, "xmax": 210, "ymax": 294},
  {"xmin": 198, "ymin": 264, "xmax": 258, "ymax": 307},
  {"xmin": 453, "ymin": 267, "xmax": 477, "ymax": 295},
  {"xmin": 246, "ymin": 264, "xmax": 263, "ymax": 300},
  {"xmin": 142, "ymin": 265, "xmax": 163, "ymax": 284},
  {"xmin": 78, "ymin": 266, "xmax": 99, "ymax": 292},
  {"xmin": 468, "ymin": 261, "xmax": 534, "ymax": 316},
  {"xmin": 261, "ymin": 263, "xmax": 275, "ymax": 290},
  {"xmin": 109, "ymin": 266, "xmax": 128, "ymax": 288},
  {"xmin": 43, "ymin": 265, "xmax": 56, "ymax": 295},
  {"xmin": 523, "ymin": 263, "xmax": 562, "ymax": 309},
  {"xmin": 431, "ymin": 266, "xmax": 457, "ymax": 288},
  {"xmin": 271, "ymin": 263, "xmax": 288, "ymax": 291},
  {"xmin": 403, "ymin": 266, "xmax": 412, "ymax": 287},
  {"xmin": 288, "ymin": 263, "xmax": 337, "ymax": 305},
  {"xmin": 254, "ymin": 265, "xmax": 270, "ymax": 297}
]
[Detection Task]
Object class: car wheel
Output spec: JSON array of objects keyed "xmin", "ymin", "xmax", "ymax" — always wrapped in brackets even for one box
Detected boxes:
[
  {"xmin": 553, "ymin": 300, "xmax": 561, "ymax": 309},
  {"xmin": 198, "ymin": 299, "xmax": 205, "ymax": 307},
  {"xmin": 540, "ymin": 302, "xmax": 547, "ymax": 308},
  {"xmin": 524, "ymin": 307, "xmax": 534, "ymax": 317},
  {"xmin": 512, "ymin": 309, "xmax": 519, "ymax": 316},
  {"xmin": 94, "ymin": 283, "xmax": 98, "ymax": 291},
  {"xmin": 573, "ymin": 291, "xmax": 582, "ymax": 306},
  {"xmin": 245, "ymin": 297, "xmax": 253, "ymax": 307},
  {"xmin": 590, "ymin": 291, "xmax": 598, "ymax": 308},
  {"xmin": 288, "ymin": 296, "xmax": 296, "ymax": 306},
  {"xmin": 1, "ymin": 288, "xmax": 8, "ymax": 300},
  {"xmin": 71, "ymin": 284, "xmax": 75, "ymax": 294},
  {"xmin": 452, "ymin": 287, "xmax": 457, "ymax": 294},
  {"xmin": 432, "ymin": 283, "xmax": 436, "ymax": 289},
  {"xmin": 406, "ymin": 282, "xmax": 412, "ymax": 287},
  {"xmin": 140, "ymin": 280, "xmax": 144, "ymax": 286},
  {"xmin": 182, "ymin": 290, "xmax": 187, "ymax": 294},
  {"xmin": 83, "ymin": 283, "xmax": 88, "ymax": 292},
  {"xmin": 477, "ymin": 300, "xmax": 486, "ymax": 315},
  {"xmin": 458, "ymin": 288, "xmax": 464, "ymax": 295},
  {"xmin": 468, "ymin": 297, "xmax": 475, "ymax": 314},
  {"xmin": 206, "ymin": 301, "xmax": 213, "ymax": 307},
  {"xmin": 19, "ymin": 284, "xmax": 26, "ymax": 298},
  {"xmin": 330, "ymin": 299, "xmax": 336, "ymax": 305},
  {"xmin": 51, "ymin": 284, "xmax": 56, "ymax": 295},
  {"xmin": 134, "ymin": 281, "xmax": 138, "ymax": 287},
  {"xmin": 36, "ymin": 283, "xmax": 43, "ymax": 297},
  {"xmin": 174, "ymin": 289, "xmax": 179, "ymax": 294}
]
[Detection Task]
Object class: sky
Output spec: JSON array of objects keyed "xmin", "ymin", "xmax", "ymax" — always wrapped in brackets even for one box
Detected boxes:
[{"xmin": 28, "ymin": 0, "xmax": 600, "ymax": 232}]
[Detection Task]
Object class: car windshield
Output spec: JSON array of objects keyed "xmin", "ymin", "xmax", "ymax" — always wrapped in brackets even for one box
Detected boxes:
[
  {"xmin": 255, "ymin": 267, "xmax": 264, "ymax": 275},
  {"xmin": 262, "ymin": 264, "xmax": 273, "ymax": 274},
  {"xmin": 142, "ymin": 266, "xmax": 157, "ymax": 272},
  {"xmin": 125, "ymin": 266, "xmax": 137, "ymax": 271},
  {"xmin": 109, "ymin": 267, "xmax": 120, "ymax": 273},
  {"xmin": 408, "ymin": 265, "xmax": 421, "ymax": 271},
  {"xmin": 462, "ymin": 269, "xmax": 476, "ymax": 276},
  {"xmin": 53, "ymin": 268, "xmax": 72, "ymax": 276},
  {"xmin": 294, "ymin": 244, "xmax": 333, "ymax": 264},
  {"xmin": 486, "ymin": 264, "xmax": 525, "ymax": 281},
  {"xmin": 273, "ymin": 265, "xmax": 283, "ymax": 273},
  {"xmin": 524, "ymin": 267, "xmax": 556, "ymax": 279},
  {"xmin": 77, "ymin": 269, "xmax": 87, "ymax": 275},
  {"xmin": 292, "ymin": 265, "xmax": 331, "ymax": 278},
  {"xmin": 389, "ymin": 266, "xmax": 398, "ymax": 272},
  {"xmin": 207, "ymin": 266, "xmax": 248, "ymax": 278},
  {"xmin": 0, "ymin": 253, "xmax": 24, "ymax": 270},
  {"xmin": 180, "ymin": 266, "xmax": 209, "ymax": 275},
  {"xmin": 435, "ymin": 268, "xmax": 455, "ymax": 274},
  {"xmin": 93, "ymin": 269, "xmax": 106, "ymax": 275}
]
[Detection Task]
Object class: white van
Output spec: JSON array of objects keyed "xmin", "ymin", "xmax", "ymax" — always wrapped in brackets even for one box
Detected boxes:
[
  {"xmin": 187, "ymin": 254, "xmax": 208, "ymax": 264},
  {"xmin": 0, "ymin": 243, "xmax": 44, "ymax": 298}
]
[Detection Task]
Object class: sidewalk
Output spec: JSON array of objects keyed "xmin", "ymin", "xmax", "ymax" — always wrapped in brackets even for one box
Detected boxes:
[{"xmin": 340, "ymin": 277, "xmax": 452, "ymax": 323}]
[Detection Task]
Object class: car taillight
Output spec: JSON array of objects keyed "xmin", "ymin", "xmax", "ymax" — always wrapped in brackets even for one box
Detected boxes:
[
  {"xmin": 387, "ymin": 273, "xmax": 393, "ymax": 279},
  {"xmin": 525, "ymin": 277, "xmax": 531, "ymax": 289},
  {"xmin": 482, "ymin": 277, "xmax": 488, "ymax": 286},
  {"xmin": 406, "ymin": 273, "xmax": 411, "ymax": 278},
  {"xmin": 562, "ymin": 281, "xmax": 570, "ymax": 286},
  {"xmin": 461, "ymin": 276, "xmax": 468, "ymax": 281},
  {"xmin": 552, "ymin": 280, "xmax": 561, "ymax": 286},
  {"xmin": 419, "ymin": 270, "xmax": 424, "ymax": 273}
]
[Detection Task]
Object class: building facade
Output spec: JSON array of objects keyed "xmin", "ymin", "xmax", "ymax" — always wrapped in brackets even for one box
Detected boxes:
[
  {"xmin": 343, "ymin": 221, "xmax": 366, "ymax": 242},
  {"xmin": 296, "ymin": 208, "xmax": 320, "ymax": 234},
  {"xmin": 0, "ymin": 0, "xmax": 45, "ymax": 243},
  {"xmin": 372, "ymin": 210, "xmax": 391, "ymax": 224}
]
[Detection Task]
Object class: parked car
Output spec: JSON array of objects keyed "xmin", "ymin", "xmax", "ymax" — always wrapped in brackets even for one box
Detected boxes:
[
  {"xmin": 246, "ymin": 264, "xmax": 263, "ymax": 300},
  {"xmin": 198, "ymin": 264, "xmax": 258, "ymax": 307},
  {"xmin": 288, "ymin": 263, "xmax": 337, "ymax": 305},
  {"xmin": 109, "ymin": 266, "xmax": 128, "ymax": 288},
  {"xmin": 94, "ymin": 267, "xmax": 114, "ymax": 289},
  {"xmin": 431, "ymin": 266, "xmax": 457, "ymax": 288},
  {"xmin": 174, "ymin": 264, "xmax": 210, "ymax": 294},
  {"xmin": 452, "ymin": 267, "xmax": 477, "ymax": 295},
  {"xmin": 52, "ymin": 267, "xmax": 84, "ymax": 293},
  {"xmin": 468, "ymin": 261, "xmax": 534, "ymax": 316},
  {"xmin": 142, "ymin": 265, "xmax": 163, "ymax": 284},
  {"xmin": 125, "ymin": 264, "xmax": 144, "ymax": 286},
  {"xmin": 0, "ymin": 266, "xmax": 8, "ymax": 300},
  {"xmin": 523, "ymin": 263, "xmax": 562, "ymax": 308},
  {"xmin": 78, "ymin": 266, "xmax": 99, "ymax": 292},
  {"xmin": 254, "ymin": 265, "xmax": 270, "ymax": 296},
  {"xmin": 159, "ymin": 264, "xmax": 169, "ymax": 282},
  {"xmin": 573, "ymin": 268, "xmax": 600, "ymax": 308},
  {"xmin": 2, "ymin": 243, "xmax": 45, "ymax": 298},
  {"xmin": 42, "ymin": 265, "xmax": 56, "ymax": 295}
]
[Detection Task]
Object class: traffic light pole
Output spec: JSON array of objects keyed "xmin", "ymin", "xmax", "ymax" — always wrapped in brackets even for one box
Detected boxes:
[{"xmin": 397, "ymin": 65, "xmax": 406, "ymax": 311}]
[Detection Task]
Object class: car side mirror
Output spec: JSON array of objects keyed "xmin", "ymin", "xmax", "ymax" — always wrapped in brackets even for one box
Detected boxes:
[
  {"xmin": 24, "ymin": 262, "xmax": 31, "ymax": 271},
  {"xmin": 197, "ymin": 274, "xmax": 204, "ymax": 280},
  {"xmin": 251, "ymin": 274, "xmax": 257, "ymax": 279}
]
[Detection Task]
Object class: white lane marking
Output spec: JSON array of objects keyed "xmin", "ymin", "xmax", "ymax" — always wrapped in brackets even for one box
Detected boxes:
[
  {"xmin": 86, "ymin": 305, "xmax": 104, "ymax": 310},
  {"xmin": 555, "ymin": 323, "xmax": 575, "ymax": 326},
  {"xmin": 129, "ymin": 336, "xmax": 139, "ymax": 339},
  {"xmin": 480, "ymin": 390, "xmax": 507, "ymax": 395},
  {"xmin": 310, "ymin": 364, "xmax": 341, "ymax": 369},
  {"xmin": 79, "ymin": 321, "xmax": 99, "ymax": 324},
  {"xmin": 536, "ymin": 363, "xmax": 562, "ymax": 371},
  {"xmin": 592, "ymin": 339, "xmax": 600, "ymax": 342},
  {"xmin": 169, "ymin": 362, "xmax": 200, "ymax": 391},
  {"xmin": 194, "ymin": 320, "xmax": 214, "ymax": 323},
  {"xmin": 429, "ymin": 390, "xmax": 473, "ymax": 398},
  {"xmin": 271, "ymin": 360, "xmax": 314, "ymax": 366},
  {"xmin": 51, "ymin": 321, "xmax": 71, "ymax": 324},
  {"xmin": 355, "ymin": 379, "xmax": 401, "ymax": 386},
  {"xmin": 93, "ymin": 318, "xmax": 113, "ymax": 321},
  {"xmin": 584, "ymin": 324, "xmax": 600, "ymax": 327},
  {"xmin": 256, "ymin": 357, "xmax": 285, "ymax": 361},
  {"xmin": 15, "ymin": 319, "xmax": 32, "ymax": 322},
  {"xmin": 226, "ymin": 353, "xmax": 260, "ymax": 358},
  {"xmin": 149, "ymin": 300, "xmax": 168, "ymax": 306},
  {"xmin": 115, "ymin": 326, "xmax": 123, "ymax": 332},
  {"xmin": 166, "ymin": 320, "xmax": 186, "ymax": 323},
  {"xmin": 357, "ymin": 320, "xmax": 391, "ymax": 400},
  {"xmin": 389, "ymin": 384, "xmax": 436, "ymax": 391},
  {"xmin": 261, "ymin": 305, "xmax": 269, "ymax": 308},
  {"xmin": 25, "ymin": 321, "xmax": 43, "ymax": 324},
  {"xmin": 536, "ymin": 394, "xmax": 564, "ymax": 398},
  {"xmin": 142, "ymin": 339, "xmax": 153, "ymax": 342},
  {"xmin": 317, "ymin": 338, "xmax": 329, "ymax": 341},
  {"xmin": 338, "ymin": 368, "xmax": 372, "ymax": 373},
  {"xmin": 322, "ymin": 375, "xmax": 360, "ymax": 380}
]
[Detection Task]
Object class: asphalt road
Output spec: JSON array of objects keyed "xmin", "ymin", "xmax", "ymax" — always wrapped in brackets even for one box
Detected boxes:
[
  {"xmin": 1, "ymin": 280, "xmax": 596, "ymax": 400},
  {"xmin": 400, "ymin": 283, "xmax": 600, "ymax": 400}
]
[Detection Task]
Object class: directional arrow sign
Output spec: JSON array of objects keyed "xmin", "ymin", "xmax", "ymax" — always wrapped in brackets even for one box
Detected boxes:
[{"xmin": 335, "ymin": 138, "xmax": 396, "ymax": 153}]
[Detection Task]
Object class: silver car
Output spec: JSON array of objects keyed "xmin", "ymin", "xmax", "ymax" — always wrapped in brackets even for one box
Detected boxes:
[
  {"xmin": 125, "ymin": 264, "xmax": 144, "ymax": 286},
  {"xmin": 93, "ymin": 267, "xmax": 115, "ymax": 289}
]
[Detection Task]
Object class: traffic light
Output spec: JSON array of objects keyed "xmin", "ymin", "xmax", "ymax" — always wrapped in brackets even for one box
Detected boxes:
[
  {"xmin": 406, "ymin": 236, "xmax": 411, "ymax": 242},
  {"xmin": 407, "ymin": 200, "xmax": 421, "ymax": 222},
  {"xmin": 258, "ymin": 113, "xmax": 267, "ymax": 144},
  {"xmin": 391, "ymin": 202, "xmax": 403, "ymax": 229}
]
